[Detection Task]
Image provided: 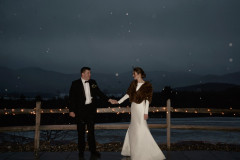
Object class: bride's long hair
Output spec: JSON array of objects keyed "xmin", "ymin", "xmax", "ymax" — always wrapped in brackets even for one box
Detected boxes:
[{"xmin": 133, "ymin": 67, "xmax": 146, "ymax": 78}]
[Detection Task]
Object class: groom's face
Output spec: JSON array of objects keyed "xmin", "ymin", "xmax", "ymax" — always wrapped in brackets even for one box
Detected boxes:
[{"xmin": 81, "ymin": 70, "xmax": 91, "ymax": 80}]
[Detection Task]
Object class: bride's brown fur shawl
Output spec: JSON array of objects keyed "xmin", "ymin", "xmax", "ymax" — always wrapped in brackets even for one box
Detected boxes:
[{"xmin": 126, "ymin": 80, "xmax": 153, "ymax": 104}]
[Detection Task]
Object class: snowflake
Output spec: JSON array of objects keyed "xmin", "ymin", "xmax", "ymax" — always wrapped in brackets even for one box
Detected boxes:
[
  {"xmin": 46, "ymin": 48, "xmax": 50, "ymax": 53},
  {"xmin": 152, "ymin": 14, "xmax": 157, "ymax": 19}
]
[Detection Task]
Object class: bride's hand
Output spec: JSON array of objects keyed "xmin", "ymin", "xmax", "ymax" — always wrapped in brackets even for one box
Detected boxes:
[
  {"xmin": 112, "ymin": 100, "xmax": 118, "ymax": 104},
  {"xmin": 144, "ymin": 114, "xmax": 148, "ymax": 120}
]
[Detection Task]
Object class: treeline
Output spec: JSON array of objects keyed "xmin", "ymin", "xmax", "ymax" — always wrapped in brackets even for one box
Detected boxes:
[{"xmin": 1, "ymin": 86, "xmax": 240, "ymax": 109}]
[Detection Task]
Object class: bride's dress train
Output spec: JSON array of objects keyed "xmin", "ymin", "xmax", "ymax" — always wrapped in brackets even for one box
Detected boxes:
[{"xmin": 118, "ymin": 83, "xmax": 166, "ymax": 160}]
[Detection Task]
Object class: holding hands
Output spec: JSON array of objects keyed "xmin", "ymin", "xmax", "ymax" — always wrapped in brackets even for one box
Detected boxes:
[{"xmin": 108, "ymin": 99, "xmax": 119, "ymax": 104}]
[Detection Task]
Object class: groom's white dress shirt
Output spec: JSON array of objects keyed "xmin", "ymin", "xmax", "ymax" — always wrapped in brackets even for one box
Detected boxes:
[{"xmin": 81, "ymin": 78, "xmax": 92, "ymax": 104}]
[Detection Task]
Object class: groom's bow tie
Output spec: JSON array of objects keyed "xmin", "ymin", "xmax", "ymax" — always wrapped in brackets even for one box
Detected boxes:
[{"xmin": 85, "ymin": 80, "xmax": 89, "ymax": 83}]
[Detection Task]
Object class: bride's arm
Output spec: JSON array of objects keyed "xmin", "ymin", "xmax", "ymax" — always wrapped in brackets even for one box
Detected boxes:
[
  {"xmin": 117, "ymin": 94, "xmax": 129, "ymax": 104},
  {"xmin": 144, "ymin": 100, "xmax": 149, "ymax": 114}
]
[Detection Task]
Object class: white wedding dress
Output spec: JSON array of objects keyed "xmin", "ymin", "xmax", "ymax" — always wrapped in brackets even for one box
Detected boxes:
[{"xmin": 118, "ymin": 82, "xmax": 166, "ymax": 160}]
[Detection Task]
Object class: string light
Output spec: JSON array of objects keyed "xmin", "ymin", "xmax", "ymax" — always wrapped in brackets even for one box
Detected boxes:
[{"xmin": 0, "ymin": 107, "xmax": 239, "ymax": 117}]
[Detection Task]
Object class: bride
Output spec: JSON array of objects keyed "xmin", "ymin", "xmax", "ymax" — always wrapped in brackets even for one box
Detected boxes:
[{"xmin": 111, "ymin": 67, "xmax": 166, "ymax": 160}]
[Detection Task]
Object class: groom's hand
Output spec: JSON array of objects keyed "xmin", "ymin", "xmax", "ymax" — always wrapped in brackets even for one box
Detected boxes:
[
  {"xmin": 108, "ymin": 99, "xmax": 113, "ymax": 104},
  {"xmin": 69, "ymin": 112, "xmax": 75, "ymax": 118},
  {"xmin": 108, "ymin": 99, "xmax": 118, "ymax": 104}
]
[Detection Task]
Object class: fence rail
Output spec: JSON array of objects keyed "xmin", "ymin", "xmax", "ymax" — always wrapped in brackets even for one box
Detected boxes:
[
  {"xmin": 0, "ymin": 100, "xmax": 240, "ymax": 157},
  {"xmin": 1, "ymin": 107, "xmax": 239, "ymax": 114}
]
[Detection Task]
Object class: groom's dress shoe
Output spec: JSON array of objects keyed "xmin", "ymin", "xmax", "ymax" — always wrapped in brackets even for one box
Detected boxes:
[
  {"xmin": 91, "ymin": 151, "xmax": 101, "ymax": 158},
  {"xmin": 79, "ymin": 152, "xmax": 85, "ymax": 160}
]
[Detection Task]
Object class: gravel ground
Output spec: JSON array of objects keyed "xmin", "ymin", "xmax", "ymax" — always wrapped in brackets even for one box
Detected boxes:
[{"xmin": 1, "ymin": 141, "xmax": 240, "ymax": 152}]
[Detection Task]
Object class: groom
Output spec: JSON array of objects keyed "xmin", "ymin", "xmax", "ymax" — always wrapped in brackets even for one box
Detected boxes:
[{"xmin": 69, "ymin": 67, "xmax": 114, "ymax": 159}]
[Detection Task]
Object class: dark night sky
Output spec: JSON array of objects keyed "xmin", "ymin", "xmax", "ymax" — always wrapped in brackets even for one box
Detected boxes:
[{"xmin": 0, "ymin": 0, "xmax": 239, "ymax": 75}]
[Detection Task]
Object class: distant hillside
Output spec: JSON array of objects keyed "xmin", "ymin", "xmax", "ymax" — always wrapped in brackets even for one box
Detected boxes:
[
  {"xmin": 175, "ymin": 83, "xmax": 239, "ymax": 92},
  {"xmin": 0, "ymin": 66, "xmax": 240, "ymax": 96},
  {"xmin": 201, "ymin": 72, "xmax": 240, "ymax": 85}
]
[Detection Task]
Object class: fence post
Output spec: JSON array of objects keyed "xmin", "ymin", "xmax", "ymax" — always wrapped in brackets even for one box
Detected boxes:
[
  {"xmin": 34, "ymin": 101, "xmax": 41, "ymax": 157},
  {"xmin": 166, "ymin": 99, "xmax": 171, "ymax": 150}
]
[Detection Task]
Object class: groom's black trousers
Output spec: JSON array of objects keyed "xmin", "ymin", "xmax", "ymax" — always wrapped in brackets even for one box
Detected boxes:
[{"xmin": 76, "ymin": 103, "xmax": 97, "ymax": 154}]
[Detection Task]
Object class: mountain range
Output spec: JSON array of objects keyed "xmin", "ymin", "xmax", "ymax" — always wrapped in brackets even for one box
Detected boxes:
[{"xmin": 0, "ymin": 66, "xmax": 240, "ymax": 97}]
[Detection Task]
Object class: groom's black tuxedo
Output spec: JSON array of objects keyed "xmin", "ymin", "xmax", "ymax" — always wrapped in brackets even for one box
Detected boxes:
[
  {"xmin": 68, "ymin": 78, "xmax": 109, "ymax": 155},
  {"xmin": 69, "ymin": 78, "xmax": 108, "ymax": 121}
]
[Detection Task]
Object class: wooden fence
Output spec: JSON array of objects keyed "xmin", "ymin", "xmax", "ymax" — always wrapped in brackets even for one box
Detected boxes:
[{"xmin": 0, "ymin": 99, "xmax": 240, "ymax": 157}]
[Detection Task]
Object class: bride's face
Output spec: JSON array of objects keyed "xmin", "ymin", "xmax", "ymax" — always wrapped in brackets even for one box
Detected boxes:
[{"xmin": 132, "ymin": 71, "xmax": 141, "ymax": 80}]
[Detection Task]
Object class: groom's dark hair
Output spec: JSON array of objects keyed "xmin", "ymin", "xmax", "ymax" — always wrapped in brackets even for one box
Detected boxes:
[{"xmin": 81, "ymin": 67, "xmax": 91, "ymax": 73}]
